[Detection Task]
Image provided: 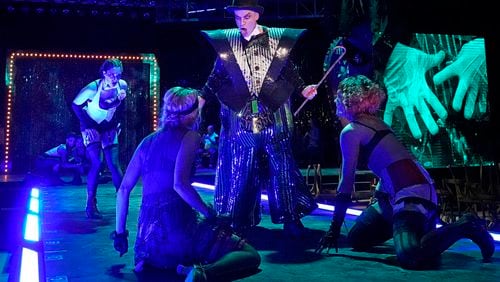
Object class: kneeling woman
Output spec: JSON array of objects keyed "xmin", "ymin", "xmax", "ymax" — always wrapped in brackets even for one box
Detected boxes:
[
  {"xmin": 317, "ymin": 75, "xmax": 494, "ymax": 269},
  {"xmin": 113, "ymin": 87, "xmax": 261, "ymax": 281}
]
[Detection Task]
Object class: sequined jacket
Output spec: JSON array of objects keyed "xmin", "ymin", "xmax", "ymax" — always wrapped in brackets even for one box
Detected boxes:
[{"xmin": 201, "ymin": 27, "xmax": 306, "ymax": 113}]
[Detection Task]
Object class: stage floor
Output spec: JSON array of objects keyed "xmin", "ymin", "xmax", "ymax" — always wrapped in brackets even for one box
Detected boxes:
[{"xmin": 21, "ymin": 171, "xmax": 500, "ymax": 281}]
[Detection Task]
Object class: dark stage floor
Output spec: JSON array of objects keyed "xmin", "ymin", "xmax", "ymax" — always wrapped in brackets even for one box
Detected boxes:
[{"xmin": 3, "ymin": 170, "xmax": 500, "ymax": 282}]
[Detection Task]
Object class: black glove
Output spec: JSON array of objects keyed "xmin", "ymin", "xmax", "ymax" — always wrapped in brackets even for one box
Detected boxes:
[
  {"xmin": 315, "ymin": 193, "xmax": 351, "ymax": 254},
  {"xmin": 110, "ymin": 230, "xmax": 129, "ymax": 257}
]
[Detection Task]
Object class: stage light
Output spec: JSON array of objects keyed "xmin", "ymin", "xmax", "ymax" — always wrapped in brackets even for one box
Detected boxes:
[
  {"xmin": 29, "ymin": 197, "xmax": 40, "ymax": 214},
  {"xmin": 19, "ymin": 248, "xmax": 39, "ymax": 282},
  {"xmin": 31, "ymin": 188, "xmax": 40, "ymax": 198},
  {"xmin": 24, "ymin": 213, "xmax": 40, "ymax": 242},
  {"xmin": 490, "ymin": 233, "xmax": 500, "ymax": 241},
  {"xmin": 14, "ymin": 187, "xmax": 44, "ymax": 282},
  {"xmin": 187, "ymin": 8, "xmax": 217, "ymax": 15}
]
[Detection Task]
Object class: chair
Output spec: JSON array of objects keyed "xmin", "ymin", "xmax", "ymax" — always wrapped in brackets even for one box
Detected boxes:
[
  {"xmin": 305, "ymin": 163, "xmax": 322, "ymax": 198},
  {"xmin": 444, "ymin": 164, "xmax": 500, "ymax": 228}
]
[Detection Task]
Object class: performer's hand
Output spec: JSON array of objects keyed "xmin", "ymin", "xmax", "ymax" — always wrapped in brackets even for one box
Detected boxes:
[
  {"xmin": 383, "ymin": 43, "xmax": 448, "ymax": 139},
  {"xmin": 433, "ymin": 38, "xmax": 487, "ymax": 119},
  {"xmin": 315, "ymin": 193, "xmax": 351, "ymax": 254},
  {"xmin": 315, "ymin": 220, "xmax": 342, "ymax": 254},
  {"xmin": 117, "ymin": 89, "xmax": 127, "ymax": 101},
  {"xmin": 205, "ymin": 204, "xmax": 233, "ymax": 232},
  {"xmin": 110, "ymin": 230, "xmax": 128, "ymax": 257},
  {"xmin": 204, "ymin": 203, "xmax": 217, "ymax": 223},
  {"xmin": 302, "ymin": 85, "xmax": 318, "ymax": 100}
]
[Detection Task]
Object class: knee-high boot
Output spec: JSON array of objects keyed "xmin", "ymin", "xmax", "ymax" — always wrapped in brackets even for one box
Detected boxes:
[{"xmin": 421, "ymin": 213, "xmax": 494, "ymax": 261}]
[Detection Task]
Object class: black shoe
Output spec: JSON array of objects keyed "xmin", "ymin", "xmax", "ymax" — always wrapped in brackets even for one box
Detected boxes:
[
  {"xmin": 86, "ymin": 207, "xmax": 103, "ymax": 219},
  {"xmin": 283, "ymin": 220, "xmax": 306, "ymax": 239},
  {"xmin": 456, "ymin": 213, "xmax": 495, "ymax": 260}
]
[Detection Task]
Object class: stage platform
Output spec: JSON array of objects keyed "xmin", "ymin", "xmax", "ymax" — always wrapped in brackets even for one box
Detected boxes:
[
  {"xmin": 2, "ymin": 171, "xmax": 500, "ymax": 282},
  {"xmin": 0, "ymin": 175, "xmax": 29, "ymax": 282}
]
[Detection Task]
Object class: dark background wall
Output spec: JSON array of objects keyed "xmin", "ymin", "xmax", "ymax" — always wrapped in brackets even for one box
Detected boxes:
[{"xmin": 0, "ymin": 0, "xmax": 498, "ymax": 173}]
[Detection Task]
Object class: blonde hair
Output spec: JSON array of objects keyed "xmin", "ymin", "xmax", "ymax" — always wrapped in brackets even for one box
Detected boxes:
[
  {"xmin": 336, "ymin": 75, "xmax": 386, "ymax": 117},
  {"xmin": 160, "ymin": 86, "xmax": 200, "ymax": 129}
]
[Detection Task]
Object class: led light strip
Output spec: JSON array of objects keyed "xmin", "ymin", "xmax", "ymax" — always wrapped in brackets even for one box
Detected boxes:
[
  {"xmin": 3, "ymin": 52, "xmax": 160, "ymax": 173},
  {"xmin": 19, "ymin": 187, "xmax": 42, "ymax": 282},
  {"xmin": 19, "ymin": 248, "xmax": 39, "ymax": 282},
  {"xmin": 192, "ymin": 182, "xmax": 500, "ymax": 242}
]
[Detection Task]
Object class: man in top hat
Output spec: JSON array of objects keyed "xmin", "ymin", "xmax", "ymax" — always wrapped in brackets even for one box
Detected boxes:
[{"xmin": 199, "ymin": 0, "xmax": 318, "ymax": 238}]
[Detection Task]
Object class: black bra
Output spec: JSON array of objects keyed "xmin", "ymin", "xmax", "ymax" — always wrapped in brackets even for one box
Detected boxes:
[{"xmin": 352, "ymin": 120, "xmax": 393, "ymax": 166}]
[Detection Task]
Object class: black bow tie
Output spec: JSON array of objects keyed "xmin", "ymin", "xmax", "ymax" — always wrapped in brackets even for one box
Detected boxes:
[{"xmin": 244, "ymin": 33, "xmax": 268, "ymax": 49}]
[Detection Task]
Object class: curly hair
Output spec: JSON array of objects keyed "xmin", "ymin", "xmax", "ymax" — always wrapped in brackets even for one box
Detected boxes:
[
  {"xmin": 159, "ymin": 86, "xmax": 200, "ymax": 129},
  {"xmin": 336, "ymin": 75, "xmax": 386, "ymax": 118}
]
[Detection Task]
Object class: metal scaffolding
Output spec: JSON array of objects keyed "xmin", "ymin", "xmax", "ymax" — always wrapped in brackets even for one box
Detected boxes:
[{"xmin": 0, "ymin": 0, "xmax": 328, "ymax": 23}]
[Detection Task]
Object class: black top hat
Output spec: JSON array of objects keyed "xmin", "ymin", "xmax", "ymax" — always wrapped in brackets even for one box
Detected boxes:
[{"xmin": 225, "ymin": 0, "xmax": 264, "ymax": 15}]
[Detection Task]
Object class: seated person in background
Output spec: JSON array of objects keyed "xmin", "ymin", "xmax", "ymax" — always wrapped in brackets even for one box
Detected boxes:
[
  {"xmin": 113, "ymin": 87, "xmax": 261, "ymax": 281},
  {"xmin": 33, "ymin": 132, "xmax": 85, "ymax": 185},
  {"xmin": 202, "ymin": 124, "xmax": 219, "ymax": 168},
  {"xmin": 75, "ymin": 136, "xmax": 90, "ymax": 173},
  {"xmin": 316, "ymin": 75, "xmax": 494, "ymax": 269}
]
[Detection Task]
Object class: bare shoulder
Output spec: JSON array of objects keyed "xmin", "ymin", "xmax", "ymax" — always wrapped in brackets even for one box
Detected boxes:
[
  {"xmin": 73, "ymin": 80, "xmax": 99, "ymax": 103},
  {"xmin": 340, "ymin": 124, "xmax": 360, "ymax": 142},
  {"xmin": 119, "ymin": 79, "xmax": 128, "ymax": 89}
]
